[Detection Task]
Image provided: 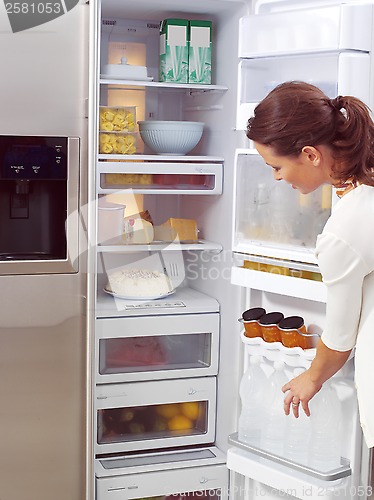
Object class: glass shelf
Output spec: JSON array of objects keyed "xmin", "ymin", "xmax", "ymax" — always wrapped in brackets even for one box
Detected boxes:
[
  {"xmin": 99, "ymin": 78, "xmax": 228, "ymax": 93},
  {"xmin": 97, "ymin": 240, "xmax": 223, "ymax": 253}
]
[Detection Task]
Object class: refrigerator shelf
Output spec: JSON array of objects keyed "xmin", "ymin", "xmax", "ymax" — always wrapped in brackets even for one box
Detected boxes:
[
  {"xmin": 99, "ymin": 78, "xmax": 228, "ymax": 93},
  {"xmin": 97, "ymin": 239, "xmax": 223, "ymax": 253},
  {"xmin": 228, "ymin": 433, "xmax": 351, "ymax": 482},
  {"xmin": 240, "ymin": 331, "xmax": 316, "ymax": 368}
]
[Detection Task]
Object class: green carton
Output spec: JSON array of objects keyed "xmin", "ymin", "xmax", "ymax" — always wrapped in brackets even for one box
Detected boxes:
[
  {"xmin": 189, "ymin": 20, "xmax": 212, "ymax": 84},
  {"xmin": 159, "ymin": 19, "xmax": 189, "ymax": 83}
]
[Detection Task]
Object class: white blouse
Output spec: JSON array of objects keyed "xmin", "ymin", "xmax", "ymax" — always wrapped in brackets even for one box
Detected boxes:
[{"xmin": 315, "ymin": 184, "xmax": 374, "ymax": 448}]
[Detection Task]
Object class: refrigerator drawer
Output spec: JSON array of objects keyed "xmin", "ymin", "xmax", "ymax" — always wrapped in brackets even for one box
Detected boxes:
[
  {"xmin": 95, "ymin": 447, "xmax": 228, "ymax": 500},
  {"xmin": 95, "ymin": 313, "xmax": 220, "ymax": 383},
  {"xmin": 97, "ymin": 161, "xmax": 223, "ymax": 195},
  {"xmin": 95, "ymin": 377, "xmax": 216, "ymax": 453},
  {"xmin": 238, "ymin": 4, "xmax": 373, "ymax": 58}
]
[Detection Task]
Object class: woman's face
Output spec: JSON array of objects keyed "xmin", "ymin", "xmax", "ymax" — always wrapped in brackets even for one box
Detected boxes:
[{"xmin": 254, "ymin": 142, "xmax": 333, "ymax": 194}]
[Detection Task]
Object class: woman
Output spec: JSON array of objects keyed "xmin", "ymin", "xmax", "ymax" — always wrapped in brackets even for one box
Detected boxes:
[{"xmin": 246, "ymin": 81, "xmax": 374, "ymax": 448}]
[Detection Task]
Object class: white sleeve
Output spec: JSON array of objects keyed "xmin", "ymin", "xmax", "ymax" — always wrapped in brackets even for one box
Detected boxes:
[{"xmin": 316, "ymin": 231, "xmax": 369, "ymax": 352}]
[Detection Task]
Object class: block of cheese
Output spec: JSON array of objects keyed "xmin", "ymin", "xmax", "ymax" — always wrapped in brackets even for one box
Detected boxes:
[
  {"xmin": 123, "ymin": 217, "xmax": 154, "ymax": 244},
  {"xmin": 154, "ymin": 218, "xmax": 198, "ymax": 242}
]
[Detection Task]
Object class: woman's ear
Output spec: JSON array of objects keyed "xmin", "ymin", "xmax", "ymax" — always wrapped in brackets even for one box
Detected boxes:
[{"xmin": 301, "ymin": 146, "xmax": 321, "ymax": 166}]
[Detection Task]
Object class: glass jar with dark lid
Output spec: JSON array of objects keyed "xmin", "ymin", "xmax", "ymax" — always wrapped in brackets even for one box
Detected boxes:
[
  {"xmin": 239, "ymin": 307, "xmax": 266, "ymax": 338},
  {"xmin": 279, "ymin": 316, "xmax": 317, "ymax": 349},
  {"xmin": 259, "ymin": 312, "xmax": 284, "ymax": 343}
]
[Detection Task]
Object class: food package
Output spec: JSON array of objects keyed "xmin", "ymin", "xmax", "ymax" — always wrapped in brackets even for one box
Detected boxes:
[
  {"xmin": 99, "ymin": 132, "xmax": 137, "ymax": 155},
  {"xmin": 104, "ymin": 173, "xmax": 153, "ymax": 185},
  {"xmin": 99, "ymin": 106, "xmax": 136, "ymax": 132},
  {"xmin": 123, "ymin": 216, "xmax": 154, "ymax": 244},
  {"xmin": 154, "ymin": 218, "xmax": 199, "ymax": 242}
]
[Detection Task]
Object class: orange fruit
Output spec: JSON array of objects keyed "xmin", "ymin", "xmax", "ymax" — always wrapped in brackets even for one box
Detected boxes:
[
  {"xmin": 155, "ymin": 403, "xmax": 180, "ymax": 419},
  {"xmin": 167, "ymin": 415, "xmax": 193, "ymax": 431},
  {"xmin": 180, "ymin": 402, "xmax": 200, "ymax": 420}
]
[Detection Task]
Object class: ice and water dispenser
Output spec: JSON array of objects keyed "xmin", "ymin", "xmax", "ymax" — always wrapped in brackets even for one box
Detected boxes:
[{"xmin": 0, "ymin": 135, "xmax": 79, "ymax": 274}]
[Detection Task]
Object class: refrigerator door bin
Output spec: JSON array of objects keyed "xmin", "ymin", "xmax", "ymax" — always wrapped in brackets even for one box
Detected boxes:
[
  {"xmin": 238, "ymin": 3, "xmax": 373, "ymax": 58},
  {"xmin": 97, "ymin": 161, "xmax": 223, "ymax": 195},
  {"xmin": 231, "ymin": 266, "xmax": 327, "ymax": 303},
  {"xmin": 228, "ymin": 433, "xmax": 351, "ymax": 482},
  {"xmin": 237, "ymin": 52, "xmax": 370, "ymax": 130},
  {"xmin": 95, "ymin": 377, "xmax": 216, "ymax": 453},
  {"xmin": 96, "ymin": 448, "xmax": 228, "ymax": 500},
  {"xmin": 228, "ymin": 448, "xmax": 351, "ymax": 500},
  {"xmin": 95, "ymin": 313, "xmax": 220, "ymax": 383},
  {"xmin": 232, "ymin": 149, "xmax": 333, "ymax": 264}
]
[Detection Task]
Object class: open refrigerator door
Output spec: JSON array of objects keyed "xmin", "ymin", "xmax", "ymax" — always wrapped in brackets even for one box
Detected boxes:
[{"xmin": 229, "ymin": 1, "xmax": 374, "ymax": 499}]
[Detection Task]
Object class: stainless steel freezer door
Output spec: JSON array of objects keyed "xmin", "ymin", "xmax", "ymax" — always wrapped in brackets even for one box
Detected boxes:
[{"xmin": 0, "ymin": 272, "xmax": 87, "ymax": 500}]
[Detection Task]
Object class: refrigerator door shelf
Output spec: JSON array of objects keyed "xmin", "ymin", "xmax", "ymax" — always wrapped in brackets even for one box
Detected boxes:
[
  {"xmin": 238, "ymin": 3, "xmax": 373, "ymax": 58},
  {"xmin": 231, "ymin": 266, "xmax": 327, "ymax": 303},
  {"xmin": 232, "ymin": 149, "xmax": 333, "ymax": 263},
  {"xmin": 228, "ymin": 433, "xmax": 351, "ymax": 482},
  {"xmin": 227, "ymin": 448, "xmax": 357, "ymax": 500},
  {"xmin": 227, "ymin": 447, "xmax": 351, "ymax": 500},
  {"xmin": 240, "ymin": 332, "xmax": 316, "ymax": 369},
  {"xmin": 237, "ymin": 51, "xmax": 370, "ymax": 130}
]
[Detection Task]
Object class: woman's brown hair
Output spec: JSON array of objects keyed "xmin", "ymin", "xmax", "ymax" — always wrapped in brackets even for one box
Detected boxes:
[{"xmin": 247, "ymin": 81, "xmax": 374, "ymax": 185}]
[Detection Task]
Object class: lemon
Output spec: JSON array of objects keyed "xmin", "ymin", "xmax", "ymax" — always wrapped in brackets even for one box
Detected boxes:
[
  {"xmin": 180, "ymin": 402, "xmax": 200, "ymax": 420},
  {"xmin": 155, "ymin": 403, "xmax": 180, "ymax": 419},
  {"xmin": 168, "ymin": 415, "xmax": 194, "ymax": 431}
]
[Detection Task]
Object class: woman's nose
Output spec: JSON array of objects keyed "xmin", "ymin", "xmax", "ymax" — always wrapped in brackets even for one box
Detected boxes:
[{"xmin": 273, "ymin": 171, "xmax": 282, "ymax": 181}]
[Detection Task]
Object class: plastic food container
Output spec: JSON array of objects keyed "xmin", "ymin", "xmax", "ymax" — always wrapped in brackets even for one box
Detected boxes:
[
  {"xmin": 238, "ymin": 307, "xmax": 266, "ymax": 338},
  {"xmin": 259, "ymin": 312, "xmax": 284, "ymax": 343},
  {"xmin": 98, "ymin": 200, "xmax": 125, "ymax": 244},
  {"xmin": 99, "ymin": 106, "xmax": 136, "ymax": 132},
  {"xmin": 279, "ymin": 316, "xmax": 319, "ymax": 349},
  {"xmin": 99, "ymin": 132, "xmax": 137, "ymax": 155}
]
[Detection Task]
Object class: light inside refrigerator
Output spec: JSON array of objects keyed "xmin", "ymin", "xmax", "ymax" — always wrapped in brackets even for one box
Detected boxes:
[
  {"xmin": 99, "ymin": 332, "xmax": 212, "ymax": 374},
  {"xmin": 97, "ymin": 401, "xmax": 208, "ymax": 444},
  {"xmin": 233, "ymin": 151, "xmax": 332, "ymax": 259}
]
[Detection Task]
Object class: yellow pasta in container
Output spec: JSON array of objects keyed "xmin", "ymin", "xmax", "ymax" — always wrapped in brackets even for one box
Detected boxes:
[
  {"xmin": 99, "ymin": 132, "xmax": 137, "ymax": 155},
  {"xmin": 99, "ymin": 106, "xmax": 136, "ymax": 133}
]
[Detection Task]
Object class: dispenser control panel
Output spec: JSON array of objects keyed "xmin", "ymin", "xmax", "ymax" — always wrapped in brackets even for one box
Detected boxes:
[{"xmin": 0, "ymin": 135, "xmax": 68, "ymax": 180}]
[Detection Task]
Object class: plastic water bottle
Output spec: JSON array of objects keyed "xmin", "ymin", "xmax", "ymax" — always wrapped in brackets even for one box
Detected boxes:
[
  {"xmin": 308, "ymin": 381, "xmax": 342, "ymax": 472},
  {"xmin": 284, "ymin": 368, "xmax": 312, "ymax": 466},
  {"xmin": 261, "ymin": 361, "xmax": 288, "ymax": 457},
  {"xmin": 238, "ymin": 355, "xmax": 268, "ymax": 447}
]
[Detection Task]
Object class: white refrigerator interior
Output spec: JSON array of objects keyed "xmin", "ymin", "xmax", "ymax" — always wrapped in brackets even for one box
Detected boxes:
[{"xmin": 90, "ymin": 0, "xmax": 245, "ymax": 499}]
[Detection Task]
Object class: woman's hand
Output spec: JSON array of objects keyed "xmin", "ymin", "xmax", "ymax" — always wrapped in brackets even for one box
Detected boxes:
[
  {"xmin": 282, "ymin": 370, "xmax": 322, "ymax": 418},
  {"xmin": 282, "ymin": 340, "xmax": 352, "ymax": 419}
]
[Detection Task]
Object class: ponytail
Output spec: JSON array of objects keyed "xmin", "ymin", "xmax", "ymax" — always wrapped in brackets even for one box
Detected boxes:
[{"xmin": 247, "ymin": 81, "xmax": 374, "ymax": 186}]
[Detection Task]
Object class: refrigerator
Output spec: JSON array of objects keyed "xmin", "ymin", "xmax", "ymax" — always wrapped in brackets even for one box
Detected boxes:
[
  {"xmin": 90, "ymin": 0, "xmax": 374, "ymax": 500},
  {"xmin": 88, "ymin": 0, "xmax": 373, "ymax": 499},
  {"xmin": 0, "ymin": 3, "xmax": 91, "ymax": 500}
]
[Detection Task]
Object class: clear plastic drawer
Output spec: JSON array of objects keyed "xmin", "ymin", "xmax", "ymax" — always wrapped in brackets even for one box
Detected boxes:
[
  {"xmin": 95, "ymin": 313, "xmax": 219, "ymax": 383},
  {"xmin": 95, "ymin": 377, "xmax": 216, "ymax": 453}
]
